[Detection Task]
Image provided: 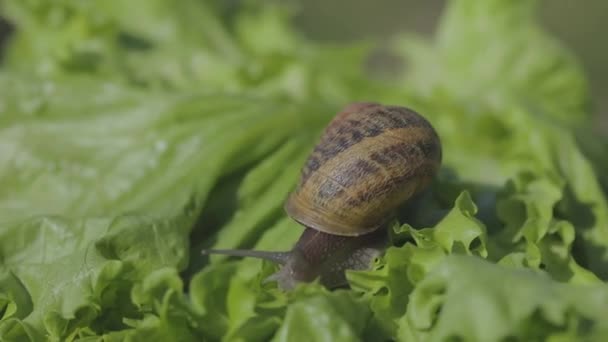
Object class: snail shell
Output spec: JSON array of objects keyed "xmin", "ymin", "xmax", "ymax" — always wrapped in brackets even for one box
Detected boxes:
[{"xmin": 285, "ymin": 102, "xmax": 442, "ymax": 236}]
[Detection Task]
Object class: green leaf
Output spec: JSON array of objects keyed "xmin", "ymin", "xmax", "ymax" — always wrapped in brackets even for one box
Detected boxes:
[
  {"xmin": 273, "ymin": 289, "xmax": 371, "ymax": 342},
  {"xmin": 399, "ymin": 0, "xmax": 590, "ymax": 125},
  {"xmin": 402, "ymin": 255, "xmax": 608, "ymax": 341}
]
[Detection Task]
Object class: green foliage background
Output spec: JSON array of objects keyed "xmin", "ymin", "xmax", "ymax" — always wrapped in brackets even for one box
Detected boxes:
[
  {"xmin": 296, "ymin": 0, "xmax": 608, "ymax": 133},
  {"xmin": 0, "ymin": 0, "xmax": 607, "ymax": 341}
]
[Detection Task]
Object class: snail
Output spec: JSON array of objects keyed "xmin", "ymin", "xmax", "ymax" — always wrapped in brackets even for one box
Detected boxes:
[{"xmin": 202, "ymin": 102, "xmax": 442, "ymax": 290}]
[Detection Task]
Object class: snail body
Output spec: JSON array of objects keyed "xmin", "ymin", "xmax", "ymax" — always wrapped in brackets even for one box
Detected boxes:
[{"xmin": 202, "ymin": 102, "xmax": 441, "ymax": 289}]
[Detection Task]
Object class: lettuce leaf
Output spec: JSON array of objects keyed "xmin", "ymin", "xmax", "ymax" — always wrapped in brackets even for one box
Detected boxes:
[
  {"xmin": 0, "ymin": 74, "xmax": 330, "ymax": 340},
  {"xmin": 399, "ymin": 0, "xmax": 590, "ymax": 125},
  {"xmin": 403, "ymin": 255, "xmax": 608, "ymax": 341}
]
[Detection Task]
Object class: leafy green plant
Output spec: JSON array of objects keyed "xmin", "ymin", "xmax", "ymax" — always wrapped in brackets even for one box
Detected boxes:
[{"xmin": 1, "ymin": 0, "xmax": 607, "ymax": 341}]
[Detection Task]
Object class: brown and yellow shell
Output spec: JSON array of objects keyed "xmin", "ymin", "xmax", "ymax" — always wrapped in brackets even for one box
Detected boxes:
[{"xmin": 284, "ymin": 102, "xmax": 442, "ymax": 236}]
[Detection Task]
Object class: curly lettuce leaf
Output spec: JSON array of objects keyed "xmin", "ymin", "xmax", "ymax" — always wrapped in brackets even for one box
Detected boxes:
[{"xmin": 403, "ymin": 255, "xmax": 608, "ymax": 341}]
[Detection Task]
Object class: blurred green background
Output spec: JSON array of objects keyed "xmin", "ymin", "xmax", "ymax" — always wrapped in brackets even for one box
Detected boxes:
[
  {"xmin": 294, "ymin": 0, "xmax": 608, "ymax": 132},
  {"xmin": 1, "ymin": 0, "xmax": 606, "ymax": 130}
]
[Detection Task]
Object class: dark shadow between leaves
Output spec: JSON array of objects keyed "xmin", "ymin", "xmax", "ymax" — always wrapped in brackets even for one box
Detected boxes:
[
  {"xmin": 0, "ymin": 16, "xmax": 14, "ymax": 62},
  {"xmin": 182, "ymin": 167, "xmax": 246, "ymax": 285},
  {"xmin": 182, "ymin": 164, "xmax": 288, "ymax": 286},
  {"xmin": 396, "ymin": 166, "xmax": 503, "ymax": 235},
  {"xmin": 556, "ymin": 183, "xmax": 608, "ymax": 280}
]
